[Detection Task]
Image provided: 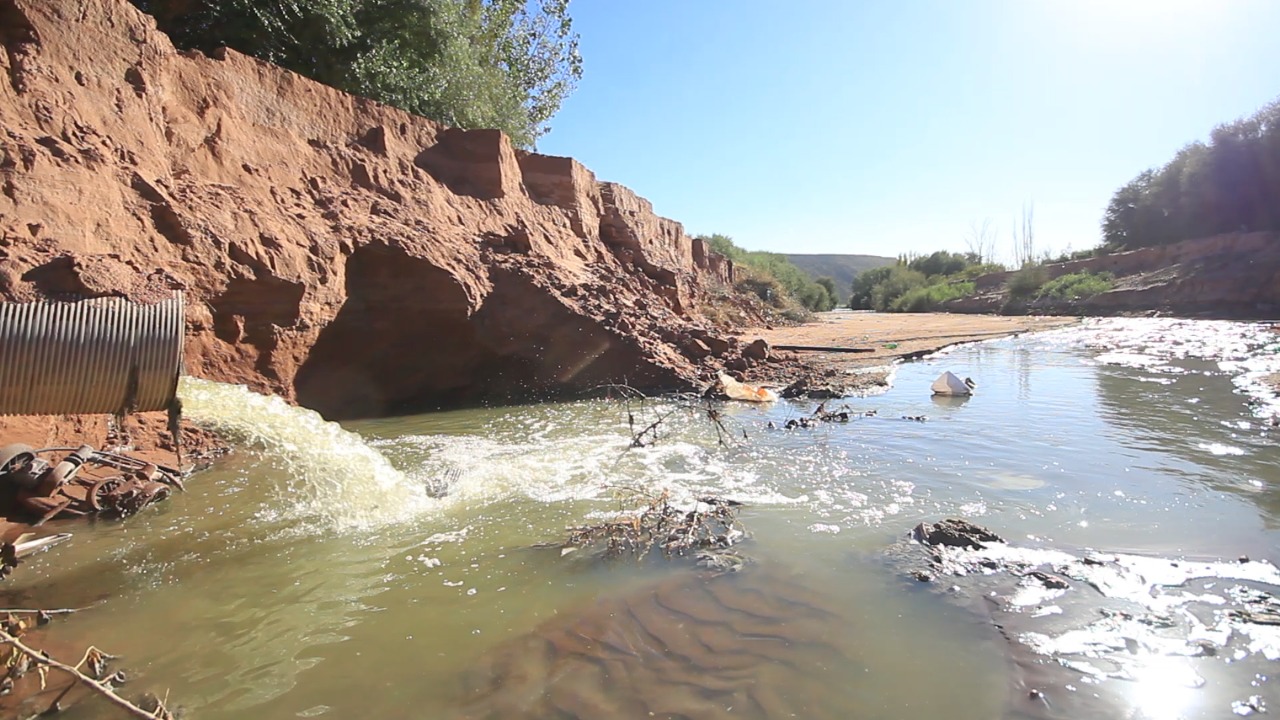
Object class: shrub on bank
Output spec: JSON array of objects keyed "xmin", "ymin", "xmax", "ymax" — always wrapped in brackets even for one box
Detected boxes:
[
  {"xmin": 1006, "ymin": 266, "xmax": 1048, "ymax": 299},
  {"xmin": 734, "ymin": 271, "xmax": 814, "ymax": 322},
  {"xmin": 1037, "ymin": 271, "xmax": 1114, "ymax": 301},
  {"xmin": 890, "ymin": 281, "xmax": 977, "ymax": 312},
  {"xmin": 850, "ymin": 253, "xmax": 996, "ymax": 312},
  {"xmin": 701, "ymin": 233, "xmax": 835, "ymax": 312},
  {"xmin": 868, "ymin": 266, "xmax": 929, "ymax": 311}
]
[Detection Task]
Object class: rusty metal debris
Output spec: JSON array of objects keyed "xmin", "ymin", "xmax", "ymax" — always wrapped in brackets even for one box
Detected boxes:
[
  {"xmin": 0, "ymin": 534, "xmax": 73, "ymax": 581},
  {"xmin": 0, "ymin": 443, "xmax": 182, "ymax": 525}
]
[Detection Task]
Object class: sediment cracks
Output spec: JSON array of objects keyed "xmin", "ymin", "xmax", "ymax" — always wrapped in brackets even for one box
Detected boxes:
[{"xmin": 457, "ymin": 567, "xmax": 850, "ymax": 719}]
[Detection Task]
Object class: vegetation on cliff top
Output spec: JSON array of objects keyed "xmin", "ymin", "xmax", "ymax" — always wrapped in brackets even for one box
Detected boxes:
[
  {"xmin": 698, "ymin": 234, "xmax": 837, "ymax": 317},
  {"xmin": 1037, "ymin": 271, "xmax": 1114, "ymax": 301},
  {"xmin": 131, "ymin": 0, "xmax": 581, "ymax": 147},
  {"xmin": 1103, "ymin": 97, "xmax": 1280, "ymax": 250}
]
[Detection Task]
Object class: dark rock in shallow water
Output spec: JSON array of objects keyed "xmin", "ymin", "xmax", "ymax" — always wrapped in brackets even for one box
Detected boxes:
[
  {"xmin": 780, "ymin": 376, "xmax": 847, "ymax": 399},
  {"xmin": 910, "ymin": 518, "xmax": 1004, "ymax": 549},
  {"xmin": 890, "ymin": 520, "xmax": 1280, "ymax": 720}
]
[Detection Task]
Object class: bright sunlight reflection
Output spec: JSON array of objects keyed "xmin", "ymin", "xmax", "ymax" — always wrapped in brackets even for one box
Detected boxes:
[{"xmin": 1124, "ymin": 655, "xmax": 1204, "ymax": 718}]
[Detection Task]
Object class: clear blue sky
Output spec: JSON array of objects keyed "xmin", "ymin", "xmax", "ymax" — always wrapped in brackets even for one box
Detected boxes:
[{"xmin": 538, "ymin": 0, "xmax": 1280, "ymax": 261}]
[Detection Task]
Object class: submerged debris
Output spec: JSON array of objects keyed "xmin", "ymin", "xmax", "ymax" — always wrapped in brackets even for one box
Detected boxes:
[
  {"xmin": 775, "ymin": 402, "xmax": 856, "ymax": 430},
  {"xmin": 560, "ymin": 493, "xmax": 747, "ymax": 562},
  {"xmin": 779, "ymin": 376, "xmax": 849, "ymax": 400},
  {"xmin": 715, "ymin": 373, "xmax": 778, "ymax": 403},
  {"xmin": 1232, "ymin": 695, "xmax": 1267, "ymax": 716},
  {"xmin": 931, "ymin": 371, "xmax": 976, "ymax": 397},
  {"xmin": 599, "ymin": 383, "xmax": 745, "ymax": 449},
  {"xmin": 0, "ymin": 533, "xmax": 73, "ymax": 581},
  {"xmin": 911, "ymin": 518, "xmax": 1004, "ymax": 549},
  {"xmin": 0, "ymin": 608, "xmax": 177, "ymax": 719},
  {"xmin": 458, "ymin": 566, "xmax": 850, "ymax": 719}
]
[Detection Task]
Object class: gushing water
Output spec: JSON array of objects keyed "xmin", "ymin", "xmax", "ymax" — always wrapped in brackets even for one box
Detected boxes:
[{"xmin": 177, "ymin": 377, "xmax": 433, "ymax": 530}]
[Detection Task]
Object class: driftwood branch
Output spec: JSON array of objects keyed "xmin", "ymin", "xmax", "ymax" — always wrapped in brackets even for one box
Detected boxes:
[
  {"xmin": 0, "ymin": 630, "xmax": 164, "ymax": 719},
  {"xmin": 601, "ymin": 383, "xmax": 744, "ymax": 452},
  {"xmin": 0, "ymin": 606, "xmax": 92, "ymax": 616},
  {"xmin": 772, "ymin": 344, "xmax": 875, "ymax": 353}
]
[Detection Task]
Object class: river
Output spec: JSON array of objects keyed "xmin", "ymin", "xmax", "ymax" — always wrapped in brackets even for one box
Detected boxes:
[{"xmin": 7, "ymin": 318, "xmax": 1280, "ymax": 719}]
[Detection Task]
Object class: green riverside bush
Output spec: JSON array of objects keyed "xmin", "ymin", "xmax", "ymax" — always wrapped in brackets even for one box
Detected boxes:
[{"xmin": 1037, "ymin": 271, "xmax": 1114, "ymax": 301}]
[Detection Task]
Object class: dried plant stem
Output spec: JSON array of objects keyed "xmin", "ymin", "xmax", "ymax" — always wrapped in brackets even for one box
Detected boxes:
[{"xmin": 0, "ymin": 631, "xmax": 162, "ymax": 719}]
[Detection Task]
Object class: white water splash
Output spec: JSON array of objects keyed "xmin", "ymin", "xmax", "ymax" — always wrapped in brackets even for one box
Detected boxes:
[
  {"xmin": 178, "ymin": 377, "xmax": 432, "ymax": 531},
  {"xmin": 1038, "ymin": 318, "xmax": 1280, "ymax": 421},
  {"xmin": 371, "ymin": 418, "xmax": 805, "ymax": 510},
  {"xmin": 1198, "ymin": 442, "xmax": 1246, "ymax": 456}
]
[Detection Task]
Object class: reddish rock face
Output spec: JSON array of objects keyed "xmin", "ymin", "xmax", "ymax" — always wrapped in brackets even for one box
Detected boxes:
[{"xmin": 0, "ymin": 0, "xmax": 742, "ymax": 418}]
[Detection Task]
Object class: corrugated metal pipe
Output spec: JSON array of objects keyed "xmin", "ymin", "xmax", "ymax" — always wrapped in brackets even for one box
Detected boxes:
[{"xmin": 0, "ymin": 292, "xmax": 184, "ymax": 416}]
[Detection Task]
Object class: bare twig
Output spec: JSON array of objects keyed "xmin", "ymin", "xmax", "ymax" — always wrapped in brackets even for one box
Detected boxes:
[
  {"xmin": 0, "ymin": 631, "xmax": 164, "ymax": 719},
  {"xmin": 561, "ymin": 491, "xmax": 747, "ymax": 561}
]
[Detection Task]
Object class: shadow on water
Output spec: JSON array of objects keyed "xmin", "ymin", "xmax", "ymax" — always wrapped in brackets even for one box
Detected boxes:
[{"xmin": 930, "ymin": 394, "xmax": 971, "ymax": 410}]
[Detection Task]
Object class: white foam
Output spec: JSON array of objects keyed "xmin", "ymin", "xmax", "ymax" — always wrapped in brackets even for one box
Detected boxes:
[
  {"xmin": 1198, "ymin": 442, "xmax": 1246, "ymax": 456},
  {"xmin": 179, "ymin": 377, "xmax": 432, "ymax": 531}
]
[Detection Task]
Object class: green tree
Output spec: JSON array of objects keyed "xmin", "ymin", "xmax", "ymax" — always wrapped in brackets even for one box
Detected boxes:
[
  {"xmin": 848, "ymin": 265, "xmax": 893, "ymax": 309},
  {"xmin": 1102, "ymin": 97, "xmax": 1280, "ymax": 249},
  {"xmin": 702, "ymin": 233, "xmax": 745, "ymax": 262},
  {"xmin": 907, "ymin": 250, "xmax": 976, "ymax": 278},
  {"xmin": 129, "ymin": 0, "xmax": 581, "ymax": 147},
  {"xmin": 869, "ymin": 266, "xmax": 927, "ymax": 311},
  {"xmin": 815, "ymin": 277, "xmax": 837, "ymax": 310}
]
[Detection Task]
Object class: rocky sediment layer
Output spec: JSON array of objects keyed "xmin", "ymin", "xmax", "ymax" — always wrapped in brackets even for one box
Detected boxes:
[
  {"xmin": 0, "ymin": 0, "xmax": 757, "ymax": 427},
  {"xmin": 951, "ymin": 232, "xmax": 1280, "ymax": 318}
]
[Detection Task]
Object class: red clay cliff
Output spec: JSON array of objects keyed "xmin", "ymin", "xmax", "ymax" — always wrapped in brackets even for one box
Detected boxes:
[{"xmin": 0, "ymin": 0, "xmax": 754, "ymax": 425}]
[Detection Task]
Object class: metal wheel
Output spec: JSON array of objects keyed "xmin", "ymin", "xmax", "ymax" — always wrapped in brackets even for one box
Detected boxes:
[
  {"xmin": 88, "ymin": 476, "xmax": 126, "ymax": 512},
  {"xmin": 0, "ymin": 444, "xmax": 35, "ymax": 475}
]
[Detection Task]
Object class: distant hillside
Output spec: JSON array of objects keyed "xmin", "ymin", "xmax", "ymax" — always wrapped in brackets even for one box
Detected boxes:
[{"xmin": 784, "ymin": 254, "xmax": 896, "ymax": 303}]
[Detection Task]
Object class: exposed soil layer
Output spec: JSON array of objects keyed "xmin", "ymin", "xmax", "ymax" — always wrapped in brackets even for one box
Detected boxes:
[
  {"xmin": 951, "ymin": 232, "xmax": 1280, "ymax": 318},
  {"xmin": 0, "ymin": 0, "xmax": 753, "ymax": 425}
]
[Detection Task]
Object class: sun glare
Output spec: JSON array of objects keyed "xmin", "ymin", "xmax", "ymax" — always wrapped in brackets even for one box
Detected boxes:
[
  {"xmin": 1038, "ymin": 0, "xmax": 1231, "ymax": 53},
  {"xmin": 1068, "ymin": 0, "xmax": 1219, "ymax": 32}
]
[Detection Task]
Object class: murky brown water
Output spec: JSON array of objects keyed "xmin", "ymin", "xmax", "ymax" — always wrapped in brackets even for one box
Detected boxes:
[{"xmin": 5, "ymin": 318, "xmax": 1280, "ymax": 719}]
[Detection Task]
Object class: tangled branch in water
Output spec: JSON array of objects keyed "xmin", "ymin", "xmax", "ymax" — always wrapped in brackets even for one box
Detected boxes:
[
  {"xmin": 594, "ymin": 384, "xmax": 744, "ymax": 450},
  {"xmin": 562, "ymin": 491, "xmax": 747, "ymax": 561}
]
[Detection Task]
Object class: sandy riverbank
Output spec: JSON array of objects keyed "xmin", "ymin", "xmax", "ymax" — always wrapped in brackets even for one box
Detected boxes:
[{"xmin": 737, "ymin": 311, "xmax": 1079, "ymax": 395}]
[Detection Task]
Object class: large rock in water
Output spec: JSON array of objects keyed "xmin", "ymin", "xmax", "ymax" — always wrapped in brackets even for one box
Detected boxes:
[{"xmin": 0, "ymin": 0, "xmax": 740, "ymax": 419}]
